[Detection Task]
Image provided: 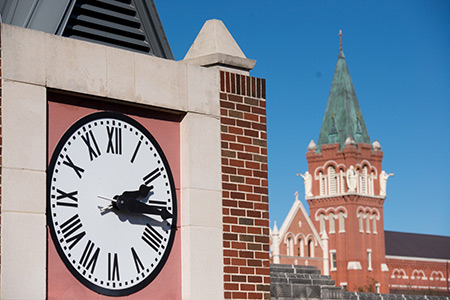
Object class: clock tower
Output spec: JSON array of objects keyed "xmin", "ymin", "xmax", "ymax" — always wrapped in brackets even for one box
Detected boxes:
[{"xmin": 304, "ymin": 32, "xmax": 390, "ymax": 293}]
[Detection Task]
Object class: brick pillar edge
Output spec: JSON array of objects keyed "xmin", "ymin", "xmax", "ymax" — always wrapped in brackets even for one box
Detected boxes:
[
  {"xmin": 0, "ymin": 29, "xmax": 3, "ymax": 274},
  {"xmin": 220, "ymin": 70, "xmax": 270, "ymax": 300}
]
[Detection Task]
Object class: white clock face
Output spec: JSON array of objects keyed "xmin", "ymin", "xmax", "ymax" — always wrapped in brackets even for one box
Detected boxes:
[{"xmin": 48, "ymin": 112, "xmax": 177, "ymax": 296}]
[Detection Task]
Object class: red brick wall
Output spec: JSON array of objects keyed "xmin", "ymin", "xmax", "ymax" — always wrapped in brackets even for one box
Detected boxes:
[
  {"xmin": 220, "ymin": 71, "xmax": 270, "ymax": 299},
  {"xmin": 387, "ymin": 257, "xmax": 450, "ymax": 293},
  {"xmin": 306, "ymin": 143, "xmax": 389, "ymax": 293}
]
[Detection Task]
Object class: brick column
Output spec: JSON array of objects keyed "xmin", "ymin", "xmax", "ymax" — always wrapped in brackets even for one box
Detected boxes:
[{"xmin": 220, "ymin": 71, "xmax": 270, "ymax": 299}]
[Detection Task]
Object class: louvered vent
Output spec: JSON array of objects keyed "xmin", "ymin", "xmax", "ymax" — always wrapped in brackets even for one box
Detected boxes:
[
  {"xmin": 328, "ymin": 165, "xmax": 337, "ymax": 195},
  {"xmin": 62, "ymin": 0, "xmax": 152, "ymax": 54}
]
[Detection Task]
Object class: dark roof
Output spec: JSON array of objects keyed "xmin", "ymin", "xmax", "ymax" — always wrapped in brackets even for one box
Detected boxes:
[
  {"xmin": 317, "ymin": 50, "xmax": 371, "ymax": 151},
  {"xmin": 0, "ymin": 0, "xmax": 173, "ymax": 59},
  {"xmin": 385, "ymin": 230, "xmax": 450, "ymax": 260}
]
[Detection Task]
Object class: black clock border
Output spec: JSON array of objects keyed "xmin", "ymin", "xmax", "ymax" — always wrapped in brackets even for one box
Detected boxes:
[{"xmin": 47, "ymin": 111, "xmax": 178, "ymax": 297}]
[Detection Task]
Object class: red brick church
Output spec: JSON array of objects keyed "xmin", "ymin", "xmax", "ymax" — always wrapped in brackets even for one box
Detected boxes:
[{"xmin": 270, "ymin": 32, "xmax": 450, "ymax": 295}]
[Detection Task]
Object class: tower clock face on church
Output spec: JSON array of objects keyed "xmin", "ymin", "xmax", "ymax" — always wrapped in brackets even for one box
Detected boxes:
[{"xmin": 47, "ymin": 112, "xmax": 177, "ymax": 296}]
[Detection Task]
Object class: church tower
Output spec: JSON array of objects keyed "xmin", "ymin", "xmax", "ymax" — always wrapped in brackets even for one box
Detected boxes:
[{"xmin": 304, "ymin": 31, "xmax": 390, "ymax": 293}]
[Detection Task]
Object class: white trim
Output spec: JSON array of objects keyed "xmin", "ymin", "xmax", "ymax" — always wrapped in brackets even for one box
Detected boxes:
[
  {"xmin": 307, "ymin": 193, "xmax": 385, "ymax": 200},
  {"xmin": 347, "ymin": 261, "xmax": 362, "ymax": 270},
  {"xmin": 278, "ymin": 194, "xmax": 323, "ymax": 249},
  {"xmin": 313, "ymin": 160, "xmax": 346, "ymax": 178},
  {"xmin": 278, "ymin": 197, "xmax": 302, "ymax": 242},
  {"xmin": 284, "ymin": 232, "xmax": 296, "ymax": 244},
  {"xmin": 386, "ymin": 255, "xmax": 450, "ymax": 263},
  {"xmin": 315, "ymin": 206, "xmax": 348, "ymax": 220},
  {"xmin": 330, "ymin": 249, "xmax": 337, "ymax": 271},
  {"xmin": 390, "ymin": 284, "xmax": 409, "ymax": 288},
  {"xmin": 367, "ymin": 249, "xmax": 373, "ymax": 271},
  {"xmin": 381, "ymin": 263, "xmax": 389, "ymax": 272},
  {"xmin": 356, "ymin": 206, "xmax": 381, "ymax": 217}
]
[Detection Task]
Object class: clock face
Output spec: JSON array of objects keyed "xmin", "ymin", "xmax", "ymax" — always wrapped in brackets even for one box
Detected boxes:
[{"xmin": 47, "ymin": 112, "xmax": 177, "ymax": 296}]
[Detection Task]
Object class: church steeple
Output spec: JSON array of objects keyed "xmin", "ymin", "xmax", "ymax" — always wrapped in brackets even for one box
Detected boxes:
[{"xmin": 317, "ymin": 31, "xmax": 370, "ymax": 151}]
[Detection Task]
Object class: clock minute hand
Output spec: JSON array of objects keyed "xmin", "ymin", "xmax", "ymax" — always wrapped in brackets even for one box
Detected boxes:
[{"xmin": 129, "ymin": 199, "xmax": 172, "ymax": 220}]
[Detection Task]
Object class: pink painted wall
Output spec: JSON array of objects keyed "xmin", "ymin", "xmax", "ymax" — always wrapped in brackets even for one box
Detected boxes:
[{"xmin": 47, "ymin": 94, "xmax": 182, "ymax": 299}]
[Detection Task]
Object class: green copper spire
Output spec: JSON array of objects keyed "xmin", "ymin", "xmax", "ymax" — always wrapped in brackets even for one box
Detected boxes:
[{"xmin": 317, "ymin": 31, "xmax": 370, "ymax": 151}]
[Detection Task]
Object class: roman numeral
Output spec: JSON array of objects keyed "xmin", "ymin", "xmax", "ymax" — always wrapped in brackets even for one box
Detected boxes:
[
  {"xmin": 62, "ymin": 155, "xmax": 85, "ymax": 179},
  {"xmin": 81, "ymin": 130, "xmax": 101, "ymax": 161},
  {"xmin": 56, "ymin": 189, "xmax": 78, "ymax": 207},
  {"xmin": 142, "ymin": 224, "xmax": 163, "ymax": 252},
  {"xmin": 143, "ymin": 168, "xmax": 161, "ymax": 185},
  {"xmin": 131, "ymin": 247, "xmax": 144, "ymax": 274},
  {"xmin": 130, "ymin": 140, "xmax": 142, "ymax": 163},
  {"xmin": 79, "ymin": 240, "xmax": 100, "ymax": 274},
  {"xmin": 147, "ymin": 199, "xmax": 167, "ymax": 207},
  {"xmin": 60, "ymin": 214, "xmax": 86, "ymax": 250},
  {"xmin": 108, "ymin": 252, "xmax": 120, "ymax": 281},
  {"xmin": 106, "ymin": 126, "xmax": 122, "ymax": 155}
]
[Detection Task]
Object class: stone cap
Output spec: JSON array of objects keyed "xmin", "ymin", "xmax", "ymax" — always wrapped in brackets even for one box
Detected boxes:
[{"xmin": 184, "ymin": 19, "xmax": 256, "ymax": 72}]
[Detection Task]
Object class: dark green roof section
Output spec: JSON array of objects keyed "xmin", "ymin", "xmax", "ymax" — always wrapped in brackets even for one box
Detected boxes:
[{"xmin": 317, "ymin": 50, "xmax": 370, "ymax": 151}]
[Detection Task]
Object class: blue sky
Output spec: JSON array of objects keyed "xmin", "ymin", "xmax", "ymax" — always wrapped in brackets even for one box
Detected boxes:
[{"xmin": 156, "ymin": 1, "xmax": 450, "ymax": 237}]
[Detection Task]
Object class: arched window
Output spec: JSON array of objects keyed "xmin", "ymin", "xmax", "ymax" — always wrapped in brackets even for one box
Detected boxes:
[
  {"xmin": 319, "ymin": 213, "xmax": 326, "ymax": 234},
  {"xmin": 338, "ymin": 211, "xmax": 345, "ymax": 233},
  {"xmin": 319, "ymin": 171, "xmax": 326, "ymax": 195},
  {"xmin": 372, "ymin": 214, "xmax": 377, "ymax": 234},
  {"xmin": 329, "ymin": 212, "xmax": 335, "ymax": 234},
  {"xmin": 360, "ymin": 166, "xmax": 368, "ymax": 194},
  {"xmin": 340, "ymin": 169, "xmax": 346, "ymax": 193},
  {"xmin": 369, "ymin": 171, "xmax": 375, "ymax": 195},
  {"xmin": 358, "ymin": 212, "xmax": 364, "ymax": 233},
  {"xmin": 307, "ymin": 239, "xmax": 315, "ymax": 257},
  {"xmin": 328, "ymin": 166, "xmax": 337, "ymax": 195},
  {"xmin": 297, "ymin": 238, "xmax": 304, "ymax": 257},
  {"xmin": 365, "ymin": 213, "xmax": 371, "ymax": 233},
  {"xmin": 287, "ymin": 236, "xmax": 294, "ymax": 256}
]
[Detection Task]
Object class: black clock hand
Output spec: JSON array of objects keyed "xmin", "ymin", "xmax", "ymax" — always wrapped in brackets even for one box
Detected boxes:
[
  {"xmin": 115, "ymin": 196, "xmax": 172, "ymax": 220},
  {"xmin": 114, "ymin": 184, "xmax": 153, "ymax": 201}
]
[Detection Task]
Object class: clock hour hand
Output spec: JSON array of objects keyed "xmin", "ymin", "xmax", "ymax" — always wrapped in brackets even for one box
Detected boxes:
[
  {"xmin": 113, "ymin": 184, "xmax": 153, "ymax": 202},
  {"xmin": 115, "ymin": 196, "xmax": 172, "ymax": 220}
]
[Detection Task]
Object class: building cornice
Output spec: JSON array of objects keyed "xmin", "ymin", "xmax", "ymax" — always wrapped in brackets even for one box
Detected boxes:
[{"xmin": 386, "ymin": 255, "xmax": 450, "ymax": 263}]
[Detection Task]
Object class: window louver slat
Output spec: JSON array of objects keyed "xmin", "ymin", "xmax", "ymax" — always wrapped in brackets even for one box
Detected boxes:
[
  {"xmin": 76, "ymin": 3, "xmax": 140, "ymax": 27},
  {"xmin": 67, "ymin": 24, "xmax": 149, "ymax": 51},
  {"xmin": 94, "ymin": 0, "xmax": 136, "ymax": 15},
  {"xmin": 63, "ymin": 0, "xmax": 152, "ymax": 54},
  {"xmin": 70, "ymin": 35, "xmax": 148, "ymax": 54},
  {"xmin": 70, "ymin": 14, "xmax": 146, "ymax": 40}
]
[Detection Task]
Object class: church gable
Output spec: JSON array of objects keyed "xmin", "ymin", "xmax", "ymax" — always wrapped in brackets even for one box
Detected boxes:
[{"xmin": 274, "ymin": 192, "xmax": 323, "ymax": 267}]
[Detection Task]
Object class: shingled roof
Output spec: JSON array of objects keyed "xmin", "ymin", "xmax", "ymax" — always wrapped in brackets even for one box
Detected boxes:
[{"xmin": 385, "ymin": 230, "xmax": 450, "ymax": 260}]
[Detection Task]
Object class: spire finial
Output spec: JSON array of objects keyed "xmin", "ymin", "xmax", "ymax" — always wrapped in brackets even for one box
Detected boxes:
[{"xmin": 339, "ymin": 30, "xmax": 343, "ymax": 51}]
